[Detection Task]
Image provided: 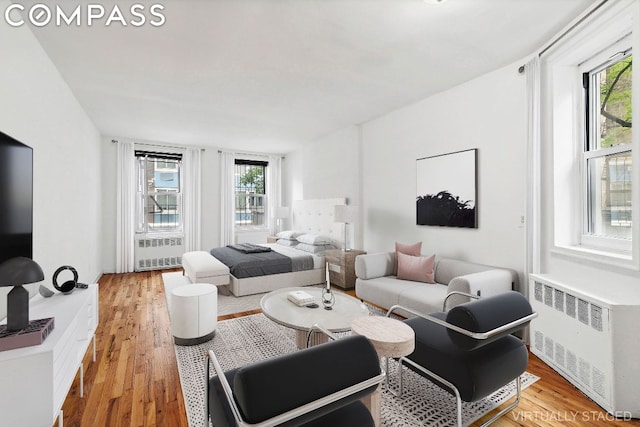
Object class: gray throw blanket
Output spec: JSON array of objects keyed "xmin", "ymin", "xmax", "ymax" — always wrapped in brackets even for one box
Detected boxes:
[{"xmin": 228, "ymin": 243, "xmax": 272, "ymax": 253}]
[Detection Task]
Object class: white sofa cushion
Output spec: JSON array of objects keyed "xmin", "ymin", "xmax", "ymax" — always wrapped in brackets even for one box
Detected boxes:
[
  {"xmin": 397, "ymin": 283, "xmax": 449, "ymax": 315},
  {"xmin": 355, "ymin": 275, "xmax": 419, "ymax": 310}
]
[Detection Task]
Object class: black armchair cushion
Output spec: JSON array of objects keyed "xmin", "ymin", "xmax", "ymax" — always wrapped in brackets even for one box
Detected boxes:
[
  {"xmin": 405, "ymin": 312, "xmax": 528, "ymax": 402},
  {"xmin": 209, "ymin": 370, "xmax": 375, "ymax": 427},
  {"xmin": 445, "ymin": 291, "xmax": 533, "ymax": 350},
  {"xmin": 209, "ymin": 369, "xmax": 239, "ymax": 427},
  {"xmin": 209, "ymin": 334, "xmax": 380, "ymax": 427}
]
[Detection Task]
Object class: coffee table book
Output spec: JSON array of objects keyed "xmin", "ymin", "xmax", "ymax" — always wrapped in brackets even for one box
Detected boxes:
[{"xmin": 287, "ymin": 290, "xmax": 315, "ymax": 306}]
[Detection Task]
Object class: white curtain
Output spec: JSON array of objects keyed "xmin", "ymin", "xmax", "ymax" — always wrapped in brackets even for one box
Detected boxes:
[
  {"xmin": 220, "ymin": 151, "xmax": 235, "ymax": 246},
  {"xmin": 267, "ymin": 155, "xmax": 283, "ymax": 234},
  {"xmin": 525, "ymin": 55, "xmax": 541, "ymax": 283},
  {"xmin": 183, "ymin": 147, "xmax": 202, "ymax": 252},
  {"xmin": 116, "ymin": 141, "xmax": 136, "ymax": 273}
]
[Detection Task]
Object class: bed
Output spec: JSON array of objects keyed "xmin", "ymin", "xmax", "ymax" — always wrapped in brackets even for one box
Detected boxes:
[{"xmin": 216, "ymin": 198, "xmax": 346, "ymax": 296}]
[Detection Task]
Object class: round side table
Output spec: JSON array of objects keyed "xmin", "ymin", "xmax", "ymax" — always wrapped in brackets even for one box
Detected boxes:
[
  {"xmin": 351, "ymin": 316, "xmax": 415, "ymax": 359},
  {"xmin": 171, "ymin": 283, "xmax": 218, "ymax": 346},
  {"xmin": 351, "ymin": 316, "xmax": 415, "ymax": 427}
]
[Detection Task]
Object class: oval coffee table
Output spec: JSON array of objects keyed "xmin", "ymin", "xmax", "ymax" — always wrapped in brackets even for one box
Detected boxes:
[{"xmin": 260, "ymin": 286, "xmax": 370, "ymax": 348}]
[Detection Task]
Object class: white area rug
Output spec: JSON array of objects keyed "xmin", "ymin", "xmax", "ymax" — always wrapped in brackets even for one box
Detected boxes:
[
  {"xmin": 174, "ymin": 313, "xmax": 538, "ymax": 427},
  {"xmin": 162, "ymin": 271, "xmax": 265, "ymax": 316}
]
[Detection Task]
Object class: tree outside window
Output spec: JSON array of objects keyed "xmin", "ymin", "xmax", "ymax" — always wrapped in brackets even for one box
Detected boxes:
[{"xmin": 586, "ymin": 53, "xmax": 632, "ymax": 240}]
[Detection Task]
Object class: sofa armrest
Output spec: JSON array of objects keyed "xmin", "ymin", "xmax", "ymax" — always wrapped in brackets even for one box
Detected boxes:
[
  {"xmin": 355, "ymin": 252, "xmax": 394, "ymax": 280},
  {"xmin": 445, "ymin": 270, "xmax": 514, "ymax": 310}
]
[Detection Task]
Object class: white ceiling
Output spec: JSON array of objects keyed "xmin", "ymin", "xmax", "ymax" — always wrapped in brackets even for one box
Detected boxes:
[{"xmin": 25, "ymin": 0, "xmax": 596, "ymax": 154}]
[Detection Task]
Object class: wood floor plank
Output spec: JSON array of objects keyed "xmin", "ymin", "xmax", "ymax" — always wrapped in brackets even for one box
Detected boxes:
[{"xmin": 57, "ymin": 270, "xmax": 639, "ymax": 426}]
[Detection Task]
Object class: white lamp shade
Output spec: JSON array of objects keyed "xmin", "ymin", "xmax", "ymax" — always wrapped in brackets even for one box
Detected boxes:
[{"xmin": 334, "ymin": 205, "xmax": 357, "ymax": 223}]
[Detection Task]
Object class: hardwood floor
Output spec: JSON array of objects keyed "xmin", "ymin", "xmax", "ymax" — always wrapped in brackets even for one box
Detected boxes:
[
  {"xmin": 59, "ymin": 271, "xmax": 187, "ymax": 427},
  {"xmin": 58, "ymin": 271, "xmax": 639, "ymax": 426}
]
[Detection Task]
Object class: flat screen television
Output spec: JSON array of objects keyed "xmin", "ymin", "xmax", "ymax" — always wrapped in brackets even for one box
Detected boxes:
[{"xmin": 0, "ymin": 131, "xmax": 33, "ymax": 265}]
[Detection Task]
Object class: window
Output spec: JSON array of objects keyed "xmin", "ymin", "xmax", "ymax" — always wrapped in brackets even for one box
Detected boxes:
[
  {"xmin": 582, "ymin": 50, "xmax": 632, "ymax": 249},
  {"xmin": 545, "ymin": 0, "xmax": 637, "ymax": 267},
  {"xmin": 135, "ymin": 151, "xmax": 183, "ymax": 233},
  {"xmin": 234, "ymin": 159, "xmax": 267, "ymax": 228}
]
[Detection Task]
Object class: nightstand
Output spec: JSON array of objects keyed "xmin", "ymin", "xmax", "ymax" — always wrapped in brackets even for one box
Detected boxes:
[
  {"xmin": 324, "ymin": 249, "xmax": 367, "ymax": 290},
  {"xmin": 267, "ymin": 235, "xmax": 278, "ymax": 243}
]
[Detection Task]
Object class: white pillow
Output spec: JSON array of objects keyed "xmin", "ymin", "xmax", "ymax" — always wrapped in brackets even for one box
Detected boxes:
[
  {"xmin": 296, "ymin": 233, "xmax": 332, "ymax": 245},
  {"xmin": 276, "ymin": 230, "xmax": 303, "ymax": 240},
  {"xmin": 276, "ymin": 239, "xmax": 298, "ymax": 247}
]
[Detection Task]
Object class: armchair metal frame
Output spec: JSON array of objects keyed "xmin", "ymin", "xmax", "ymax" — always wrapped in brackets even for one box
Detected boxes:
[
  {"xmin": 206, "ymin": 325, "xmax": 386, "ymax": 427},
  {"xmin": 385, "ymin": 292, "xmax": 538, "ymax": 427}
]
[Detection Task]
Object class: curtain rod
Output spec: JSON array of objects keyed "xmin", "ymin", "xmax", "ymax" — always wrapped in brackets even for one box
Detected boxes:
[
  {"xmin": 111, "ymin": 139, "xmax": 205, "ymax": 151},
  {"xmin": 539, "ymin": 0, "xmax": 609, "ymax": 57},
  {"xmin": 518, "ymin": 0, "xmax": 609, "ymax": 73},
  {"xmin": 218, "ymin": 149, "xmax": 285, "ymax": 160}
]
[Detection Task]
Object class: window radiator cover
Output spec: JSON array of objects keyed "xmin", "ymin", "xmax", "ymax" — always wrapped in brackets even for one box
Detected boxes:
[
  {"xmin": 529, "ymin": 274, "xmax": 640, "ymax": 418},
  {"xmin": 134, "ymin": 235, "xmax": 184, "ymax": 271}
]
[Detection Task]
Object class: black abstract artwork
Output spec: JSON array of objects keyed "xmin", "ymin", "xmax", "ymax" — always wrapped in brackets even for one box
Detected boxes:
[{"xmin": 416, "ymin": 149, "xmax": 477, "ymax": 228}]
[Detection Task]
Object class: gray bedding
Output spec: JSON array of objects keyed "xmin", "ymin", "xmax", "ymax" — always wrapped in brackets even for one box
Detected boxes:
[{"xmin": 210, "ymin": 245, "xmax": 314, "ymax": 278}]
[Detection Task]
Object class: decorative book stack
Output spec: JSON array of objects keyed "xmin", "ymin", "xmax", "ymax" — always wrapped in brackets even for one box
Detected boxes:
[
  {"xmin": 0, "ymin": 317, "xmax": 55, "ymax": 351},
  {"xmin": 287, "ymin": 290, "xmax": 315, "ymax": 307}
]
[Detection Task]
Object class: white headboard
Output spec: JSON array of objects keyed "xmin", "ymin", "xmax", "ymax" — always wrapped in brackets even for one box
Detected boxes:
[{"xmin": 292, "ymin": 198, "xmax": 346, "ymax": 248}]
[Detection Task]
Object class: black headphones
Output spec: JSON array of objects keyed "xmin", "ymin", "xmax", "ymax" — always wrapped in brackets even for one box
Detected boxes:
[{"xmin": 53, "ymin": 266, "xmax": 78, "ymax": 295}]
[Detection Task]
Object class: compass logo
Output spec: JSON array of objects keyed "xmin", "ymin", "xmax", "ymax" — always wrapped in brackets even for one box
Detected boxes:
[{"xmin": 4, "ymin": 3, "xmax": 166, "ymax": 27}]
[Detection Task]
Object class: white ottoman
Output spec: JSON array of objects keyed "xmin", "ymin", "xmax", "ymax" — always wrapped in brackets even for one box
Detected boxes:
[
  {"xmin": 171, "ymin": 283, "xmax": 218, "ymax": 346},
  {"xmin": 182, "ymin": 251, "xmax": 230, "ymax": 294}
]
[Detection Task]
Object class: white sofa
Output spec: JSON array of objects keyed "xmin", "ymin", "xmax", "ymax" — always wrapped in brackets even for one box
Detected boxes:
[{"xmin": 355, "ymin": 252, "xmax": 519, "ymax": 315}]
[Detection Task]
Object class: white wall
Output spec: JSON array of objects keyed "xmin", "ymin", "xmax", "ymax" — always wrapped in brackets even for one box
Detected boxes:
[
  {"xmin": 101, "ymin": 136, "xmax": 221, "ymax": 272},
  {"xmin": 284, "ymin": 126, "xmax": 363, "ymax": 249},
  {"xmin": 285, "ymin": 62, "xmax": 527, "ymax": 281},
  {"xmin": 0, "ymin": 11, "xmax": 102, "ymax": 317},
  {"xmin": 361, "ymin": 60, "xmax": 528, "ymax": 284}
]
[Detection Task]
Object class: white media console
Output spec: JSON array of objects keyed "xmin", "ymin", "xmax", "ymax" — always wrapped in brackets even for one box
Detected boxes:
[{"xmin": 0, "ymin": 284, "xmax": 98, "ymax": 427}]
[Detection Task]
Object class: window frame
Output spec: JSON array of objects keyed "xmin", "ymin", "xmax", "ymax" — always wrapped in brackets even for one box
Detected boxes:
[
  {"xmin": 234, "ymin": 159, "xmax": 269, "ymax": 231},
  {"xmin": 544, "ymin": 0, "xmax": 639, "ymax": 270},
  {"xmin": 579, "ymin": 41, "xmax": 633, "ymax": 254},
  {"xmin": 135, "ymin": 151, "xmax": 184, "ymax": 235}
]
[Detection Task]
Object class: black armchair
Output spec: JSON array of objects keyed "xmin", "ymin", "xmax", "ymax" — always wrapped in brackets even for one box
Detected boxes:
[
  {"xmin": 387, "ymin": 291, "xmax": 537, "ymax": 427},
  {"xmin": 207, "ymin": 333, "xmax": 385, "ymax": 427}
]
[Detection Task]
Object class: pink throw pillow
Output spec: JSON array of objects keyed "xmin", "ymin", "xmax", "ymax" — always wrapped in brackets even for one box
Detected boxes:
[
  {"xmin": 397, "ymin": 252, "xmax": 436, "ymax": 283},
  {"xmin": 394, "ymin": 241, "xmax": 422, "ymax": 275}
]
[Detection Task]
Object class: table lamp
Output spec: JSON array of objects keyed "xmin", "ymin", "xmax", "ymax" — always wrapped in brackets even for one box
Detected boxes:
[
  {"xmin": 333, "ymin": 205, "xmax": 357, "ymax": 251},
  {"xmin": 0, "ymin": 257, "xmax": 45, "ymax": 331}
]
